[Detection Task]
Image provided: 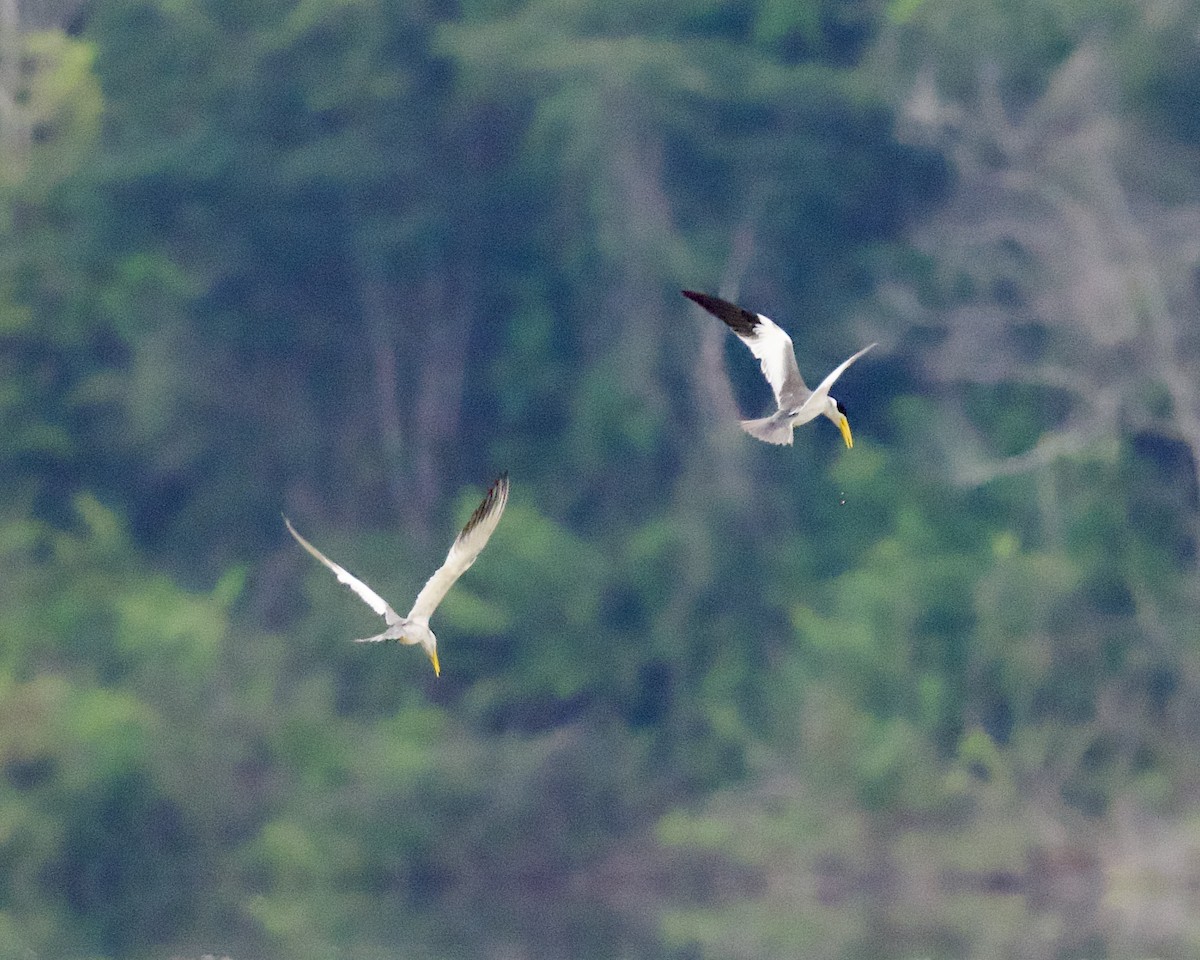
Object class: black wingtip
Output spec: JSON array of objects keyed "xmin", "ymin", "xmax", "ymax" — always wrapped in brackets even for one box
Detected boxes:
[
  {"xmin": 681, "ymin": 290, "xmax": 718, "ymax": 313},
  {"xmin": 485, "ymin": 472, "xmax": 509, "ymax": 500},
  {"xmin": 460, "ymin": 472, "xmax": 510, "ymax": 538},
  {"xmin": 681, "ymin": 289, "xmax": 760, "ymax": 338}
]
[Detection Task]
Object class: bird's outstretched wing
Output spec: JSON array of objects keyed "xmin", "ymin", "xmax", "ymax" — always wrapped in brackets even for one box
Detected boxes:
[
  {"xmin": 284, "ymin": 516, "xmax": 400, "ymax": 625},
  {"xmin": 805, "ymin": 342, "xmax": 878, "ymax": 407},
  {"xmin": 682, "ymin": 290, "xmax": 808, "ymax": 410},
  {"xmin": 408, "ymin": 473, "xmax": 510, "ymax": 623}
]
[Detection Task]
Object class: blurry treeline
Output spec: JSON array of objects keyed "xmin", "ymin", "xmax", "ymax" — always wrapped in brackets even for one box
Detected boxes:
[{"xmin": 2, "ymin": 0, "xmax": 1200, "ymax": 957}]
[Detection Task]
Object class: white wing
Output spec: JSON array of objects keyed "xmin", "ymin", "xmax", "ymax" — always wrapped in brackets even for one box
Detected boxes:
[
  {"xmin": 284, "ymin": 516, "xmax": 400, "ymax": 625},
  {"xmin": 682, "ymin": 291, "xmax": 808, "ymax": 409},
  {"xmin": 739, "ymin": 312, "xmax": 810, "ymax": 410},
  {"xmin": 408, "ymin": 473, "xmax": 510, "ymax": 623},
  {"xmin": 805, "ymin": 342, "xmax": 877, "ymax": 405}
]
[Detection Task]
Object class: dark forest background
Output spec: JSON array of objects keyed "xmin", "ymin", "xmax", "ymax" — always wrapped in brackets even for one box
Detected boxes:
[{"xmin": 3, "ymin": 0, "xmax": 1200, "ymax": 957}]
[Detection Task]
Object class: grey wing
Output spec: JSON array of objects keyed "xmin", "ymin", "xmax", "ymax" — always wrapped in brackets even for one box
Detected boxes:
[
  {"xmin": 808, "ymin": 342, "xmax": 877, "ymax": 403},
  {"xmin": 408, "ymin": 473, "xmax": 510, "ymax": 623},
  {"xmin": 284, "ymin": 516, "xmax": 400, "ymax": 625},
  {"xmin": 683, "ymin": 290, "xmax": 808, "ymax": 409}
]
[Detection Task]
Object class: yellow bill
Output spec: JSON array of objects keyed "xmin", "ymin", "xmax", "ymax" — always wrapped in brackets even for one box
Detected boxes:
[{"xmin": 838, "ymin": 414, "xmax": 854, "ymax": 449}]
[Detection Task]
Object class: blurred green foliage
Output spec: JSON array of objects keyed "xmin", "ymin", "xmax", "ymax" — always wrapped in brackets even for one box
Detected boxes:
[{"xmin": 1, "ymin": 0, "xmax": 1199, "ymax": 957}]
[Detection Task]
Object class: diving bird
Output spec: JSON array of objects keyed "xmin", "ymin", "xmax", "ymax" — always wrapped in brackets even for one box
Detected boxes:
[
  {"xmin": 284, "ymin": 473, "xmax": 510, "ymax": 676},
  {"xmin": 683, "ymin": 290, "xmax": 876, "ymax": 448}
]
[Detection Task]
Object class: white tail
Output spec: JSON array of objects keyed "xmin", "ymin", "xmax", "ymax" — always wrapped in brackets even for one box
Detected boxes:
[{"xmin": 740, "ymin": 412, "xmax": 794, "ymax": 446}]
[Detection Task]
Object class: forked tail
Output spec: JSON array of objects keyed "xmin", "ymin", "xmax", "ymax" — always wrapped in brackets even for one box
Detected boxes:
[{"xmin": 740, "ymin": 411, "xmax": 794, "ymax": 446}]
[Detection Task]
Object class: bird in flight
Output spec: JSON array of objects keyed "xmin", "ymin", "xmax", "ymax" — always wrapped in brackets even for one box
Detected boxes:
[
  {"xmin": 683, "ymin": 290, "xmax": 876, "ymax": 448},
  {"xmin": 284, "ymin": 473, "xmax": 510, "ymax": 676}
]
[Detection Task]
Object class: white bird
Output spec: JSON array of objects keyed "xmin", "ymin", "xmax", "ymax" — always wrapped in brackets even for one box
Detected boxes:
[
  {"xmin": 683, "ymin": 290, "xmax": 876, "ymax": 448},
  {"xmin": 284, "ymin": 473, "xmax": 510, "ymax": 676}
]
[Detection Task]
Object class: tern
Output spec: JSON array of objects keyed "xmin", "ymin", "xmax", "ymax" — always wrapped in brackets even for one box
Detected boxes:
[
  {"xmin": 683, "ymin": 290, "xmax": 876, "ymax": 448},
  {"xmin": 284, "ymin": 473, "xmax": 510, "ymax": 676}
]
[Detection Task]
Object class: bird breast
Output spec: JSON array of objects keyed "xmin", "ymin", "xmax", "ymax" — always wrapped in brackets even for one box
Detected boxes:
[{"xmin": 398, "ymin": 619, "xmax": 437, "ymax": 648}]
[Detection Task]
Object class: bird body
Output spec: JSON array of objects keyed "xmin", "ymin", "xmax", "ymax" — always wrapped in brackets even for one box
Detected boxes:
[
  {"xmin": 682, "ymin": 290, "xmax": 875, "ymax": 448},
  {"xmin": 284, "ymin": 473, "xmax": 510, "ymax": 676}
]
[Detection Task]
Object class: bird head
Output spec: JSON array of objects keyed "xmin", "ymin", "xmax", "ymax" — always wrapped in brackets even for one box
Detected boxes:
[
  {"xmin": 400, "ymin": 620, "xmax": 440, "ymax": 677},
  {"xmin": 410, "ymin": 627, "xmax": 440, "ymax": 677},
  {"xmin": 832, "ymin": 399, "xmax": 853, "ymax": 448}
]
